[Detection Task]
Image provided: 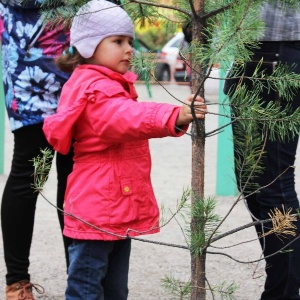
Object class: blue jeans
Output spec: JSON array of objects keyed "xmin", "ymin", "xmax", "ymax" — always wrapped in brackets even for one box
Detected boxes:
[
  {"xmin": 231, "ymin": 42, "xmax": 300, "ymax": 300},
  {"xmin": 66, "ymin": 239, "xmax": 131, "ymax": 300}
]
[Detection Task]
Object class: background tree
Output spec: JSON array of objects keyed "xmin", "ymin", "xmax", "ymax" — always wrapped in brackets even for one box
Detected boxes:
[{"xmin": 37, "ymin": 0, "xmax": 300, "ymax": 299}]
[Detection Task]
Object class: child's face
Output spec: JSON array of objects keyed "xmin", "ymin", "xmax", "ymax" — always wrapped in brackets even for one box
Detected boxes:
[{"xmin": 86, "ymin": 35, "xmax": 133, "ymax": 74}]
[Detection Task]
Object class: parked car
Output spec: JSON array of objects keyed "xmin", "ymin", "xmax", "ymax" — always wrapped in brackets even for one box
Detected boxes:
[
  {"xmin": 174, "ymin": 61, "xmax": 221, "ymax": 84},
  {"xmin": 155, "ymin": 32, "xmax": 189, "ymax": 82},
  {"xmin": 133, "ymin": 35, "xmax": 190, "ymax": 82},
  {"xmin": 174, "ymin": 53, "xmax": 191, "ymax": 82}
]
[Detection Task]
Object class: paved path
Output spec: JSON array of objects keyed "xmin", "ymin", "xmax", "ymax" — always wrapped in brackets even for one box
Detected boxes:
[{"xmin": 0, "ymin": 80, "xmax": 299, "ymax": 299}]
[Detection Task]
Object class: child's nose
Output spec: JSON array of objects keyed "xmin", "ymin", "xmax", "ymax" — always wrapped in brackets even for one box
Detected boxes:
[
  {"xmin": 125, "ymin": 47, "xmax": 133, "ymax": 56},
  {"xmin": 127, "ymin": 44, "xmax": 133, "ymax": 52}
]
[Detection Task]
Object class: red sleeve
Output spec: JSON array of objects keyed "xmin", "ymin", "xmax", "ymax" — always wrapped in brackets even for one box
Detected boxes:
[{"xmin": 83, "ymin": 90, "xmax": 188, "ymax": 144}]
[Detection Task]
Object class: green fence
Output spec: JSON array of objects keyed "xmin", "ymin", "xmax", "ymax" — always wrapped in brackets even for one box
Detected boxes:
[{"xmin": 216, "ymin": 65, "xmax": 238, "ymax": 196}]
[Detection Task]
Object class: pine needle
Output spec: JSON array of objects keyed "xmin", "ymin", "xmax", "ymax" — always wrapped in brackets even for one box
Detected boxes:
[{"xmin": 263, "ymin": 206, "xmax": 297, "ymax": 239}]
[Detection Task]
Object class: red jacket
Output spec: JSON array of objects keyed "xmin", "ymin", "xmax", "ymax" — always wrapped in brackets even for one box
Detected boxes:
[{"xmin": 43, "ymin": 65, "xmax": 188, "ymax": 240}]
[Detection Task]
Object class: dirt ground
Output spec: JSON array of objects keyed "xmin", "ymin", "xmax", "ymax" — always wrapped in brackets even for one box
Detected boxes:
[{"xmin": 2, "ymin": 82, "xmax": 299, "ymax": 299}]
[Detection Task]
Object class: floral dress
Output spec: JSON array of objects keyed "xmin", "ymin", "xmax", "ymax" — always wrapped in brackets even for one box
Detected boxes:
[{"xmin": 0, "ymin": 0, "xmax": 70, "ymax": 132}]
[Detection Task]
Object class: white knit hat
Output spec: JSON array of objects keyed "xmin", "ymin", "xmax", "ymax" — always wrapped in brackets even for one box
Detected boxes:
[{"xmin": 70, "ymin": 0, "xmax": 135, "ymax": 58}]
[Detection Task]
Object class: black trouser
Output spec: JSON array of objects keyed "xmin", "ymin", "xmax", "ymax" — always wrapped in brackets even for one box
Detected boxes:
[
  {"xmin": 1, "ymin": 123, "xmax": 73, "ymax": 285},
  {"xmin": 231, "ymin": 41, "xmax": 300, "ymax": 300}
]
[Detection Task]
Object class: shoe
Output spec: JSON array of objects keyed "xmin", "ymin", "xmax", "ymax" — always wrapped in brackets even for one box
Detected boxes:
[{"xmin": 5, "ymin": 280, "xmax": 44, "ymax": 300}]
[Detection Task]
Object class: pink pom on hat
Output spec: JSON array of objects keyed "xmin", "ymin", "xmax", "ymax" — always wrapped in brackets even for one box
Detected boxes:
[{"xmin": 70, "ymin": 0, "xmax": 134, "ymax": 58}]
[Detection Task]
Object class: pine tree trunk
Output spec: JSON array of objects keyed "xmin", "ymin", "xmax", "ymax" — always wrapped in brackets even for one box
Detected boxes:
[{"xmin": 190, "ymin": 0, "xmax": 206, "ymax": 299}]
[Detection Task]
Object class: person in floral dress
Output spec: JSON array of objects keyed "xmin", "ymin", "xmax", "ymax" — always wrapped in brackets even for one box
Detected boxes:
[{"xmin": 0, "ymin": 0, "xmax": 73, "ymax": 298}]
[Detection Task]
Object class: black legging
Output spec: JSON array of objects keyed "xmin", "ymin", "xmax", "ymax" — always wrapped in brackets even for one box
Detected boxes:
[{"xmin": 1, "ymin": 123, "xmax": 73, "ymax": 285}]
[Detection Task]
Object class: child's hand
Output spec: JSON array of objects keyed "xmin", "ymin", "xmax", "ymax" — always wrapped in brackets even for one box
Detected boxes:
[{"xmin": 176, "ymin": 94, "xmax": 207, "ymax": 126}]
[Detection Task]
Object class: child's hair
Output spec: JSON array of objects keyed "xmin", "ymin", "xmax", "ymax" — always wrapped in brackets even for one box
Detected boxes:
[{"xmin": 55, "ymin": 46, "xmax": 85, "ymax": 73}]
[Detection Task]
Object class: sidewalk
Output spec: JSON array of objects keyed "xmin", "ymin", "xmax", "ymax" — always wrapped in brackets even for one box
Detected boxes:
[{"xmin": 0, "ymin": 81, "xmax": 284, "ymax": 299}]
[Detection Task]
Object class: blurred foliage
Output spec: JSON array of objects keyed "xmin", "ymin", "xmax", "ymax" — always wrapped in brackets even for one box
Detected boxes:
[{"xmin": 135, "ymin": 19, "xmax": 179, "ymax": 50}]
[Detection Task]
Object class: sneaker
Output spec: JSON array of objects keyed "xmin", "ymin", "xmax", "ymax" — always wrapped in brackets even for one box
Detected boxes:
[{"xmin": 5, "ymin": 280, "xmax": 44, "ymax": 300}]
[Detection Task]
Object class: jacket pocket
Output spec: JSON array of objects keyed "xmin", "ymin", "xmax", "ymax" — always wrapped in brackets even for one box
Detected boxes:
[
  {"xmin": 108, "ymin": 175, "xmax": 153, "ymax": 226},
  {"xmin": 120, "ymin": 178, "xmax": 133, "ymax": 196}
]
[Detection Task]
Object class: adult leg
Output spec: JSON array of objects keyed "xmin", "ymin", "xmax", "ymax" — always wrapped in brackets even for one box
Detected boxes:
[
  {"xmin": 1, "ymin": 123, "xmax": 54, "ymax": 285},
  {"xmin": 258, "ymin": 42, "xmax": 300, "ymax": 300},
  {"xmin": 232, "ymin": 42, "xmax": 300, "ymax": 299},
  {"xmin": 56, "ymin": 149, "xmax": 73, "ymax": 268},
  {"xmin": 235, "ymin": 135, "xmax": 300, "ymax": 300},
  {"xmin": 255, "ymin": 136, "xmax": 300, "ymax": 300}
]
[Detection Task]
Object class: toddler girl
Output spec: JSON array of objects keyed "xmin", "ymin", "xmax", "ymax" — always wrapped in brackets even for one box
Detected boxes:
[{"xmin": 43, "ymin": 0, "xmax": 206, "ymax": 299}]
